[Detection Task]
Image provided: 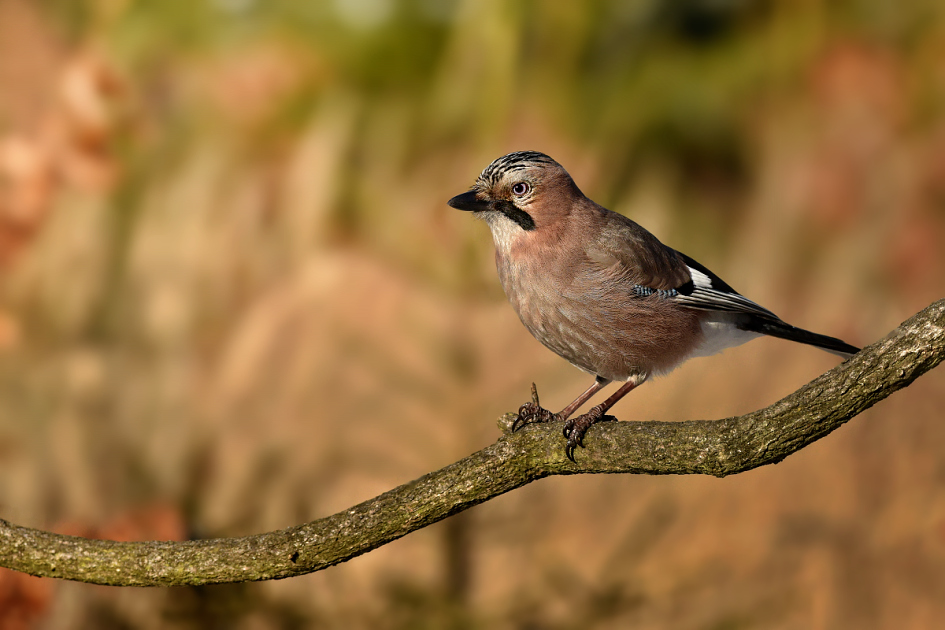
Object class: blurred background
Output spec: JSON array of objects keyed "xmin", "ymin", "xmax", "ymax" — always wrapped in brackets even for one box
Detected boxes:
[{"xmin": 0, "ymin": 0, "xmax": 943, "ymax": 628}]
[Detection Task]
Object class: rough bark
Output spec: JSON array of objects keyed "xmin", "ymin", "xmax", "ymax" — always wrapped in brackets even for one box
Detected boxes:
[{"xmin": 1, "ymin": 299, "xmax": 942, "ymax": 587}]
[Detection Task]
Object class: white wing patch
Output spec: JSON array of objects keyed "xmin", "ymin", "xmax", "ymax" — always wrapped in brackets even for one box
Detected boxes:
[
  {"xmin": 672, "ymin": 265, "xmax": 779, "ymax": 319},
  {"xmin": 688, "ymin": 266, "xmax": 714, "ymax": 290}
]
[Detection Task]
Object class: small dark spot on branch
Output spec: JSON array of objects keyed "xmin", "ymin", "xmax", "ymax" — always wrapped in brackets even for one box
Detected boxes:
[{"xmin": 0, "ymin": 300, "xmax": 941, "ymax": 587}]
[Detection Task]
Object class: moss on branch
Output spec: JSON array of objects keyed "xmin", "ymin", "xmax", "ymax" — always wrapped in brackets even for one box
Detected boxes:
[{"xmin": 1, "ymin": 300, "xmax": 943, "ymax": 586}]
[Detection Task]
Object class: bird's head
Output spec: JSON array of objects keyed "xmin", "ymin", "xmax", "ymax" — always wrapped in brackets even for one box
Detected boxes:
[{"xmin": 448, "ymin": 151, "xmax": 582, "ymax": 249}]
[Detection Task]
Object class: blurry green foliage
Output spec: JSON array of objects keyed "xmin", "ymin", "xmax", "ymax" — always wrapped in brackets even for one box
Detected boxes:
[
  {"xmin": 1, "ymin": 1, "xmax": 943, "ymax": 628},
  {"xmin": 40, "ymin": 0, "xmax": 945, "ymax": 214}
]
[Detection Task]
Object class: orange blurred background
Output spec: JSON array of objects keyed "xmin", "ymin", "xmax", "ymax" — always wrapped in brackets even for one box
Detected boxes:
[{"xmin": 1, "ymin": 0, "xmax": 944, "ymax": 628}]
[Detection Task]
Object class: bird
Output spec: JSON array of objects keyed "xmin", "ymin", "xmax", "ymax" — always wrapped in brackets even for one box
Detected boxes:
[{"xmin": 448, "ymin": 150, "xmax": 859, "ymax": 461}]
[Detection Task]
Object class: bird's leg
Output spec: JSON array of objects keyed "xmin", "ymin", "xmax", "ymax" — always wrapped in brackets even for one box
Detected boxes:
[
  {"xmin": 563, "ymin": 377, "xmax": 643, "ymax": 461},
  {"xmin": 555, "ymin": 376, "xmax": 611, "ymax": 420},
  {"xmin": 512, "ymin": 378, "xmax": 609, "ymax": 432}
]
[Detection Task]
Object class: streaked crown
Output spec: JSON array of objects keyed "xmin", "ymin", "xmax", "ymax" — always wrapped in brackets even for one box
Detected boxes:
[{"xmin": 476, "ymin": 151, "xmax": 556, "ymax": 189}]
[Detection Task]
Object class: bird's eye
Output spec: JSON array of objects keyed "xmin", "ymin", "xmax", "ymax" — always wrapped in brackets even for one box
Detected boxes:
[{"xmin": 511, "ymin": 182, "xmax": 530, "ymax": 196}]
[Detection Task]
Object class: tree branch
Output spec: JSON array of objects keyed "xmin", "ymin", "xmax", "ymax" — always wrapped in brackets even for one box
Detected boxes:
[{"xmin": 1, "ymin": 300, "xmax": 943, "ymax": 587}]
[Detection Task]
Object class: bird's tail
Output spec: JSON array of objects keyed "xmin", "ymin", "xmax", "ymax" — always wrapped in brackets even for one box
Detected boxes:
[{"xmin": 738, "ymin": 317, "xmax": 860, "ymax": 358}]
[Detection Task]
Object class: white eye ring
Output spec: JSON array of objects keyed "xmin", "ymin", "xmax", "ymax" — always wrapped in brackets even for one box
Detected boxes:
[{"xmin": 511, "ymin": 182, "xmax": 530, "ymax": 196}]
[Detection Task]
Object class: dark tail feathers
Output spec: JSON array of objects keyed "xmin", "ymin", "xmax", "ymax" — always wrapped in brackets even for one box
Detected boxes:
[{"xmin": 738, "ymin": 317, "xmax": 860, "ymax": 358}]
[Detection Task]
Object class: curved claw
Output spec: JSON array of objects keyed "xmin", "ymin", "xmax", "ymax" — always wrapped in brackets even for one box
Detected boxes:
[
  {"xmin": 512, "ymin": 401, "xmax": 557, "ymax": 432},
  {"xmin": 565, "ymin": 434, "xmax": 583, "ymax": 462},
  {"xmin": 561, "ymin": 406, "xmax": 607, "ymax": 461}
]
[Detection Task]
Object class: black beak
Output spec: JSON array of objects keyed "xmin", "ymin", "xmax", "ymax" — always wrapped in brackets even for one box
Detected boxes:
[{"xmin": 447, "ymin": 190, "xmax": 491, "ymax": 212}]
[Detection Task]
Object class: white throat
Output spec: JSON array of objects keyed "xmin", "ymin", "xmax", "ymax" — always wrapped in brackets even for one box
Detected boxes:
[{"xmin": 484, "ymin": 212, "xmax": 527, "ymax": 256}]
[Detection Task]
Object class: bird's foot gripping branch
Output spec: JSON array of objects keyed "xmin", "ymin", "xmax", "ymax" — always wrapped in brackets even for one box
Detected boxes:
[
  {"xmin": 448, "ymin": 151, "xmax": 861, "ymax": 462},
  {"xmin": 0, "ymin": 300, "xmax": 943, "ymax": 587}
]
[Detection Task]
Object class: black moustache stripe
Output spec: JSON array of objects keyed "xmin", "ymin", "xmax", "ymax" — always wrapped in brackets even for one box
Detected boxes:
[{"xmin": 493, "ymin": 200, "xmax": 536, "ymax": 231}]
